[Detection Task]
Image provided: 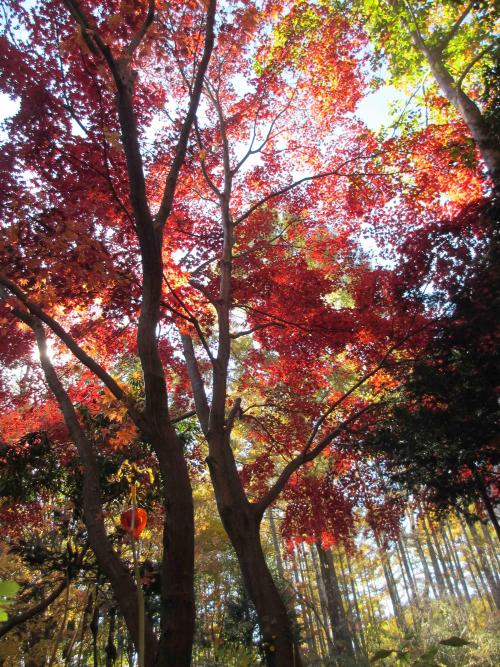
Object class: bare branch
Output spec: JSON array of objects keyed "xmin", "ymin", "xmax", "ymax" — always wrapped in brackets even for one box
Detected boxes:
[
  {"xmin": 163, "ymin": 273, "xmax": 215, "ymax": 363},
  {"xmin": 194, "ymin": 117, "xmax": 222, "ymax": 198},
  {"xmin": 233, "ymin": 151, "xmax": 378, "ymax": 226},
  {"xmin": 171, "ymin": 409, "xmax": 196, "ymax": 424},
  {"xmin": 0, "ymin": 579, "xmax": 67, "ymax": 639},
  {"xmin": 255, "ymin": 403, "xmax": 378, "ymax": 517},
  {"xmin": 232, "ymin": 88, "xmax": 297, "ymax": 175}
]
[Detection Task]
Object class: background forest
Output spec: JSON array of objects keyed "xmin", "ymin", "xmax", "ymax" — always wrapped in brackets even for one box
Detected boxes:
[{"xmin": 0, "ymin": 0, "xmax": 498, "ymax": 666}]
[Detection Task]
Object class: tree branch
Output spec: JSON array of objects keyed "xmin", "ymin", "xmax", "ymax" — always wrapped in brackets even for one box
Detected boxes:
[
  {"xmin": 456, "ymin": 45, "xmax": 494, "ymax": 91},
  {"xmin": 154, "ymin": 0, "xmax": 217, "ymax": 229},
  {"xmin": 436, "ymin": 0, "xmax": 476, "ymax": 52},
  {"xmin": 230, "ymin": 322, "xmax": 285, "ymax": 339},
  {"xmin": 0, "ymin": 580, "xmax": 67, "ymax": 639},
  {"xmin": 181, "ymin": 334, "xmax": 210, "ymax": 435},
  {"xmin": 233, "ymin": 150, "xmax": 379, "ymax": 226},
  {"xmin": 8, "ymin": 311, "xmax": 152, "ymax": 654},
  {"xmin": 255, "ymin": 403, "xmax": 378, "ymax": 517},
  {"xmin": 125, "ymin": 0, "xmax": 155, "ymax": 57},
  {"xmin": 0, "ymin": 275, "xmax": 145, "ymax": 429},
  {"xmin": 171, "ymin": 409, "xmax": 196, "ymax": 424}
]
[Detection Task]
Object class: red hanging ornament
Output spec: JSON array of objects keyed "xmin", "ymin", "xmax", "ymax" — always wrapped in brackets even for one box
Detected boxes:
[{"xmin": 120, "ymin": 507, "xmax": 148, "ymax": 538}]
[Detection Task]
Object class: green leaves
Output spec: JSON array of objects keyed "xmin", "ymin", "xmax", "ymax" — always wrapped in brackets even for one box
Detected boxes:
[
  {"xmin": 0, "ymin": 580, "xmax": 20, "ymax": 622},
  {"xmin": 370, "ymin": 636, "xmax": 473, "ymax": 665},
  {"xmin": 371, "ymin": 648, "xmax": 394, "ymax": 662},
  {"xmin": 438, "ymin": 636, "xmax": 472, "ymax": 647}
]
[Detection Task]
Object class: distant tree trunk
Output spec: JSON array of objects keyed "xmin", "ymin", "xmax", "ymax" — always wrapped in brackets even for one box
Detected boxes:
[
  {"xmin": 335, "ymin": 549, "xmax": 361, "ymax": 655},
  {"xmin": 426, "ymin": 518, "xmax": 457, "ymax": 598},
  {"xmin": 361, "ymin": 568, "xmax": 377, "ymax": 626},
  {"xmin": 473, "ymin": 472, "xmax": 500, "ymax": 543},
  {"xmin": 294, "ymin": 546, "xmax": 319, "ymax": 660},
  {"xmin": 373, "ymin": 533, "xmax": 406, "ymax": 631},
  {"xmin": 269, "ymin": 510, "xmax": 285, "ymax": 581},
  {"xmin": 303, "ymin": 546, "xmax": 330, "ymax": 661},
  {"xmin": 443, "ymin": 524, "xmax": 471, "ymax": 603},
  {"xmin": 343, "ymin": 550, "xmax": 368, "ymax": 659},
  {"xmin": 397, "ymin": 537, "xmax": 418, "ymax": 600},
  {"xmin": 395, "ymin": 542, "xmax": 413, "ymax": 605},
  {"xmin": 439, "ymin": 526, "xmax": 467, "ymax": 600},
  {"xmin": 105, "ymin": 607, "xmax": 117, "ymax": 667},
  {"xmin": 411, "ymin": 529, "xmax": 437, "ymax": 599},
  {"xmin": 479, "ymin": 521, "xmax": 500, "ymax": 574},
  {"xmin": 461, "ymin": 520, "xmax": 495, "ymax": 610},
  {"xmin": 316, "ymin": 543, "xmax": 356, "ymax": 661},
  {"xmin": 467, "ymin": 521, "xmax": 500, "ymax": 609},
  {"xmin": 421, "ymin": 517, "xmax": 447, "ymax": 597},
  {"xmin": 310, "ymin": 546, "xmax": 336, "ymax": 655}
]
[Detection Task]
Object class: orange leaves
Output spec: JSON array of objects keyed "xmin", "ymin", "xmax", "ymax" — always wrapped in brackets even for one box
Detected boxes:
[{"xmin": 109, "ymin": 421, "xmax": 139, "ymax": 450}]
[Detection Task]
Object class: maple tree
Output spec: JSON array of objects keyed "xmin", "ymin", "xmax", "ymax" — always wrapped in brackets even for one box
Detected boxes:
[{"xmin": 0, "ymin": 1, "xmax": 494, "ymax": 666}]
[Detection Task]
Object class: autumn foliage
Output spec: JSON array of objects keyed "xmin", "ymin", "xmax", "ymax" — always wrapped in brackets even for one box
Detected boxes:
[{"xmin": 0, "ymin": 1, "xmax": 496, "ymax": 665}]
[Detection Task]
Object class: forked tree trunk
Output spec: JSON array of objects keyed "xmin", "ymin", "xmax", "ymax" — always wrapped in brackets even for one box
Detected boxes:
[{"xmin": 219, "ymin": 501, "xmax": 303, "ymax": 667}]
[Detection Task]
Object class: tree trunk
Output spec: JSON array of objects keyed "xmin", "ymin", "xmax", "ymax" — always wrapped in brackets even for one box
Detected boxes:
[
  {"xmin": 297, "ymin": 544, "xmax": 322, "ymax": 662},
  {"xmin": 411, "ymin": 528, "xmax": 437, "ymax": 599},
  {"xmin": 397, "ymin": 538, "xmax": 418, "ymax": 601},
  {"xmin": 217, "ymin": 494, "xmax": 302, "ymax": 666},
  {"xmin": 421, "ymin": 516, "xmax": 447, "ymax": 597},
  {"xmin": 426, "ymin": 518, "xmax": 457, "ymax": 598},
  {"xmin": 443, "ymin": 523, "xmax": 471, "ymax": 603},
  {"xmin": 290, "ymin": 548, "xmax": 315, "ymax": 660},
  {"xmin": 343, "ymin": 549, "xmax": 368, "ymax": 660},
  {"xmin": 424, "ymin": 51, "xmax": 500, "ymax": 193},
  {"xmin": 316, "ymin": 543, "xmax": 356, "ymax": 661},
  {"xmin": 479, "ymin": 521, "xmax": 500, "ymax": 574},
  {"xmin": 474, "ymin": 477, "xmax": 500, "ymax": 544},
  {"xmin": 468, "ymin": 521, "xmax": 500, "ymax": 609},
  {"xmin": 392, "ymin": 0, "xmax": 500, "ymax": 192},
  {"xmin": 105, "ymin": 607, "xmax": 117, "ymax": 667},
  {"xmin": 155, "ymin": 440, "xmax": 195, "ymax": 667},
  {"xmin": 269, "ymin": 510, "xmax": 285, "ymax": 581},
  {"xmin": 461, "ymin": 520, "xmax": 495, "ymax": 610},
  {"xmin": 310, "ymin": 546, "xmax": 336, "ymax": 655}
]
